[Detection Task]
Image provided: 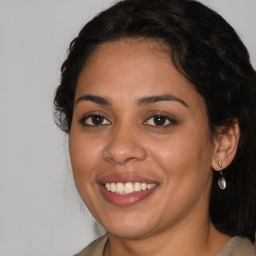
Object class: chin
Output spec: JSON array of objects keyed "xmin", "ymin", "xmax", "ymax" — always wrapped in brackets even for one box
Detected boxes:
[
  {"xmin": 98, "ymin": 211, "xmax": 158, "ymax": 239},
  {"xmin": 106, "ymin": 224, "xmax": 154, "ymax": 239}
]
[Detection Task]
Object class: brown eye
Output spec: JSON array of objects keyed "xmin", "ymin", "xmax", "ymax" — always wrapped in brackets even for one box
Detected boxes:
[
  {"xmin": 91, "ymin": 115, "xmax": 104, "ymax": 125},
  {"xmin": 153, "ymin": 115, "xmax": 168, "ymax": 125},
  {"xmin": 82, "ymin": 115, "xmax": 111, "ymax": 126},
  {"xmin": 144, "ymin": 115, "xmax": 174, "ymax": 127}
]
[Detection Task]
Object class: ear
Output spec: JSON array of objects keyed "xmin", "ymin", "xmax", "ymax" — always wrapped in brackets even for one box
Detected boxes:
[{"xmin": 211, "ymin": 120, "xmax": 240, "ymax": 171}]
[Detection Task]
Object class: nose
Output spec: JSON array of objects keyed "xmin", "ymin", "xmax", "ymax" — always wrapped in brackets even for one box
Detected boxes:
[{"xmin": 102, "ymin": 126, "xmax": 147, "ymax": 165}]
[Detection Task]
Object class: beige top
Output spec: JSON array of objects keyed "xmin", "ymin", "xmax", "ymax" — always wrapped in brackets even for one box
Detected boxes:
[{"xmin": 75, "ymin": 234, "xmax": 256, "ymax": 256}]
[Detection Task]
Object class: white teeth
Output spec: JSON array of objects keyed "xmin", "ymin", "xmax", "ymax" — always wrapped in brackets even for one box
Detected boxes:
[
  {"xmin": 104, "ymin": 182, "xmax": 156, "ymax": 195},
  {"xmin": 147, "ymin": 184, "xmax": 155, "ymax": 189},
  {"xmin": 116, "ymin": 183, "xmax": 124, "ymax": 194},
  {"xmin": 134, "ymin": 182, "xmax": 142, "ymax": 192},
  {"xmin": 105, "ymin": 183, "xmax": 111, "ymax": 191},
  {"xmin": 141, "ymin": 183, "xmax": 147, "ymax": 190},
  {"xmin": 110, "ymin": 183, "xmax": 116, "ymax": 192},
  {"xmin": 124, "ymin": 182, "xmax": 133, "ymax": 194}
]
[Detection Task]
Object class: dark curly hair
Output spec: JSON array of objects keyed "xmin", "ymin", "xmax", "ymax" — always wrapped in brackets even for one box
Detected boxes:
[{"xmin": 54, "ymin": 0, "xmax": 256, "ymax": 241}]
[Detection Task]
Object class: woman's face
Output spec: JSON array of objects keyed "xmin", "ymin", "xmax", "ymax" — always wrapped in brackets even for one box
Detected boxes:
[{"xmin": 69, "ymin": 39, "xmax": 217, "ymax": 239}]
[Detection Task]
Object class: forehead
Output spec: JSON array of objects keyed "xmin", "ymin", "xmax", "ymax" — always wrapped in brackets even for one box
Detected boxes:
[
  {"xmin": 81, "ymin": 38, "xmax": 172, "ymax": 82},
  {"xmin": 76, "ymin": 39, "xmax": 205, "ymax": 113},
  {"xmin": 93, "ymin": 38, "xmax": 170, "ymax": 60}
]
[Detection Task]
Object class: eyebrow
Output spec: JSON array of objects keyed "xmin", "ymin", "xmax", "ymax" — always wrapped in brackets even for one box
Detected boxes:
[
  {"xmin": 137, "ymin": 94, "xmax": 189, "ymax": 108},
  {"xmin": 75, "ymin": 95, "xmax": 111, "ymax": 106},
  {"xmin": 75, "ymin": 94, "xmax": 189, "ymax": 108}
]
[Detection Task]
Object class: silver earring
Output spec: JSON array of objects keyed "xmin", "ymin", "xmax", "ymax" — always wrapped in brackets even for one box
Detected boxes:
[{"xmin": 217, "ymin": 161, "xmax": 226, "ymax": 190}]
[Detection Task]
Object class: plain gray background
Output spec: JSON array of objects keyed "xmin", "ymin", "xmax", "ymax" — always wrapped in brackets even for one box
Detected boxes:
[{"xmin": 0, "ymin": 1, "xmax": 255, "ymax": 255}]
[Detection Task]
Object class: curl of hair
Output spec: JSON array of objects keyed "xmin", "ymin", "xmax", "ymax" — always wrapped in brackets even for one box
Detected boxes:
[{"xmin": 54, "ymin": 0, "xmax": 256, "ymax": 241}]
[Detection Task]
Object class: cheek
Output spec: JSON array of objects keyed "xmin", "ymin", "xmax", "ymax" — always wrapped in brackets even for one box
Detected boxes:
[
  {"xmin": 69, "ymin": 132, "xmax": 102, "ymax": 183},
  {"xmin": 68, "ymin": 133, "xmax": 105, "ymax": 214},
  {"xmin": 149, "ymin": 127, "xmax": 214, "ymax": 182}
]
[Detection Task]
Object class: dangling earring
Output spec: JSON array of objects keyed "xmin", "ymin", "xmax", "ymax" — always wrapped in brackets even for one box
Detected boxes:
[{"xmin": 217, "ymin": 161, "xmax": 226, "ymax": 190}]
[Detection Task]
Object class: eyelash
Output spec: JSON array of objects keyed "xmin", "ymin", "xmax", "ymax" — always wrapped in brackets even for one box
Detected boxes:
[
  {"xmin": 79, "ymin": 114, "xmax": 111, "ymax": 126},
  {"xmin": 143, "ymin": 115, "xmax": 176, "ymax": 128},
  {"xmin": 79, "ymin": 114, "xmax": 176, "ymax": 128}
]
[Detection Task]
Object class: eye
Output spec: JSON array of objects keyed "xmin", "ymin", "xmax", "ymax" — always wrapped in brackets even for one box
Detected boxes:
[
  {"xmin": 80, "ymin": 114, "xmax": 111, "ymax": 126},
  {"xmin": 143, "ymin": 115, "xmax": 175, "ymax": 127}
]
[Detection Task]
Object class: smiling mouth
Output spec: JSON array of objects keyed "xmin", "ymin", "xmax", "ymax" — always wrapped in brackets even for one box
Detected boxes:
[{"xmin": 104, "ymin": 182, "xmax": 157, "ymax": 195}]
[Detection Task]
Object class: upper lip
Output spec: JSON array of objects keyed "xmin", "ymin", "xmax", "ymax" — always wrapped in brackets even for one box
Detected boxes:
[{"xmin": 98, "ymin": 174, "xmax": 158, "ymax": 184}]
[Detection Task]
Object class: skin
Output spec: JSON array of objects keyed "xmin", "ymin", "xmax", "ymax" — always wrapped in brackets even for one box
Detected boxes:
[{"xmin": 69, "ymin": 39, "xmax": 238, "ymax": 255}]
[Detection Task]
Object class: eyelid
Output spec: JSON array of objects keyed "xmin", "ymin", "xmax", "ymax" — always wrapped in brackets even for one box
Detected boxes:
[
  {"xmin": 143, "ymin": 112, "xmax": 177, "ymax": 128},
  {"xmin": 78, "ymin": 111, "xmax": 176, "ymax": 128},
  {"xmin": 79, "ymin": 111, "xmax": 111, "ymax": 126}
]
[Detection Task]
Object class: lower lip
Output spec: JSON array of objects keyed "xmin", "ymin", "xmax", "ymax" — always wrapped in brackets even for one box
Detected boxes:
[{"xmin": 99, "ymin": 184, "xmax": 157, "ymax": 207}]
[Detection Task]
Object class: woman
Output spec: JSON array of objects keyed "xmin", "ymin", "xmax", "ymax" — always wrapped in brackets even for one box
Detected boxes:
[{"xmin": 54, "ymin": 0, "xmax": 256, "ymax": 255}]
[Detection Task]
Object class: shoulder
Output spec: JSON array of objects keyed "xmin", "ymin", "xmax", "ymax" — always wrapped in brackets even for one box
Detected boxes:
[
  {"xmin": 217, "ymin": 236, "xmax": 256, "ymax": 256},
  {"xmin": 74, "ymin": 234, "xmax": 109, "ymax": 256}
]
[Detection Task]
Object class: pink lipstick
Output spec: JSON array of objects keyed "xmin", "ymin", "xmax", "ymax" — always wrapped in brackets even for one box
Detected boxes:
[{"xmin": 98, "ymin": 174, "xmax": 158, "ymax": 207}]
